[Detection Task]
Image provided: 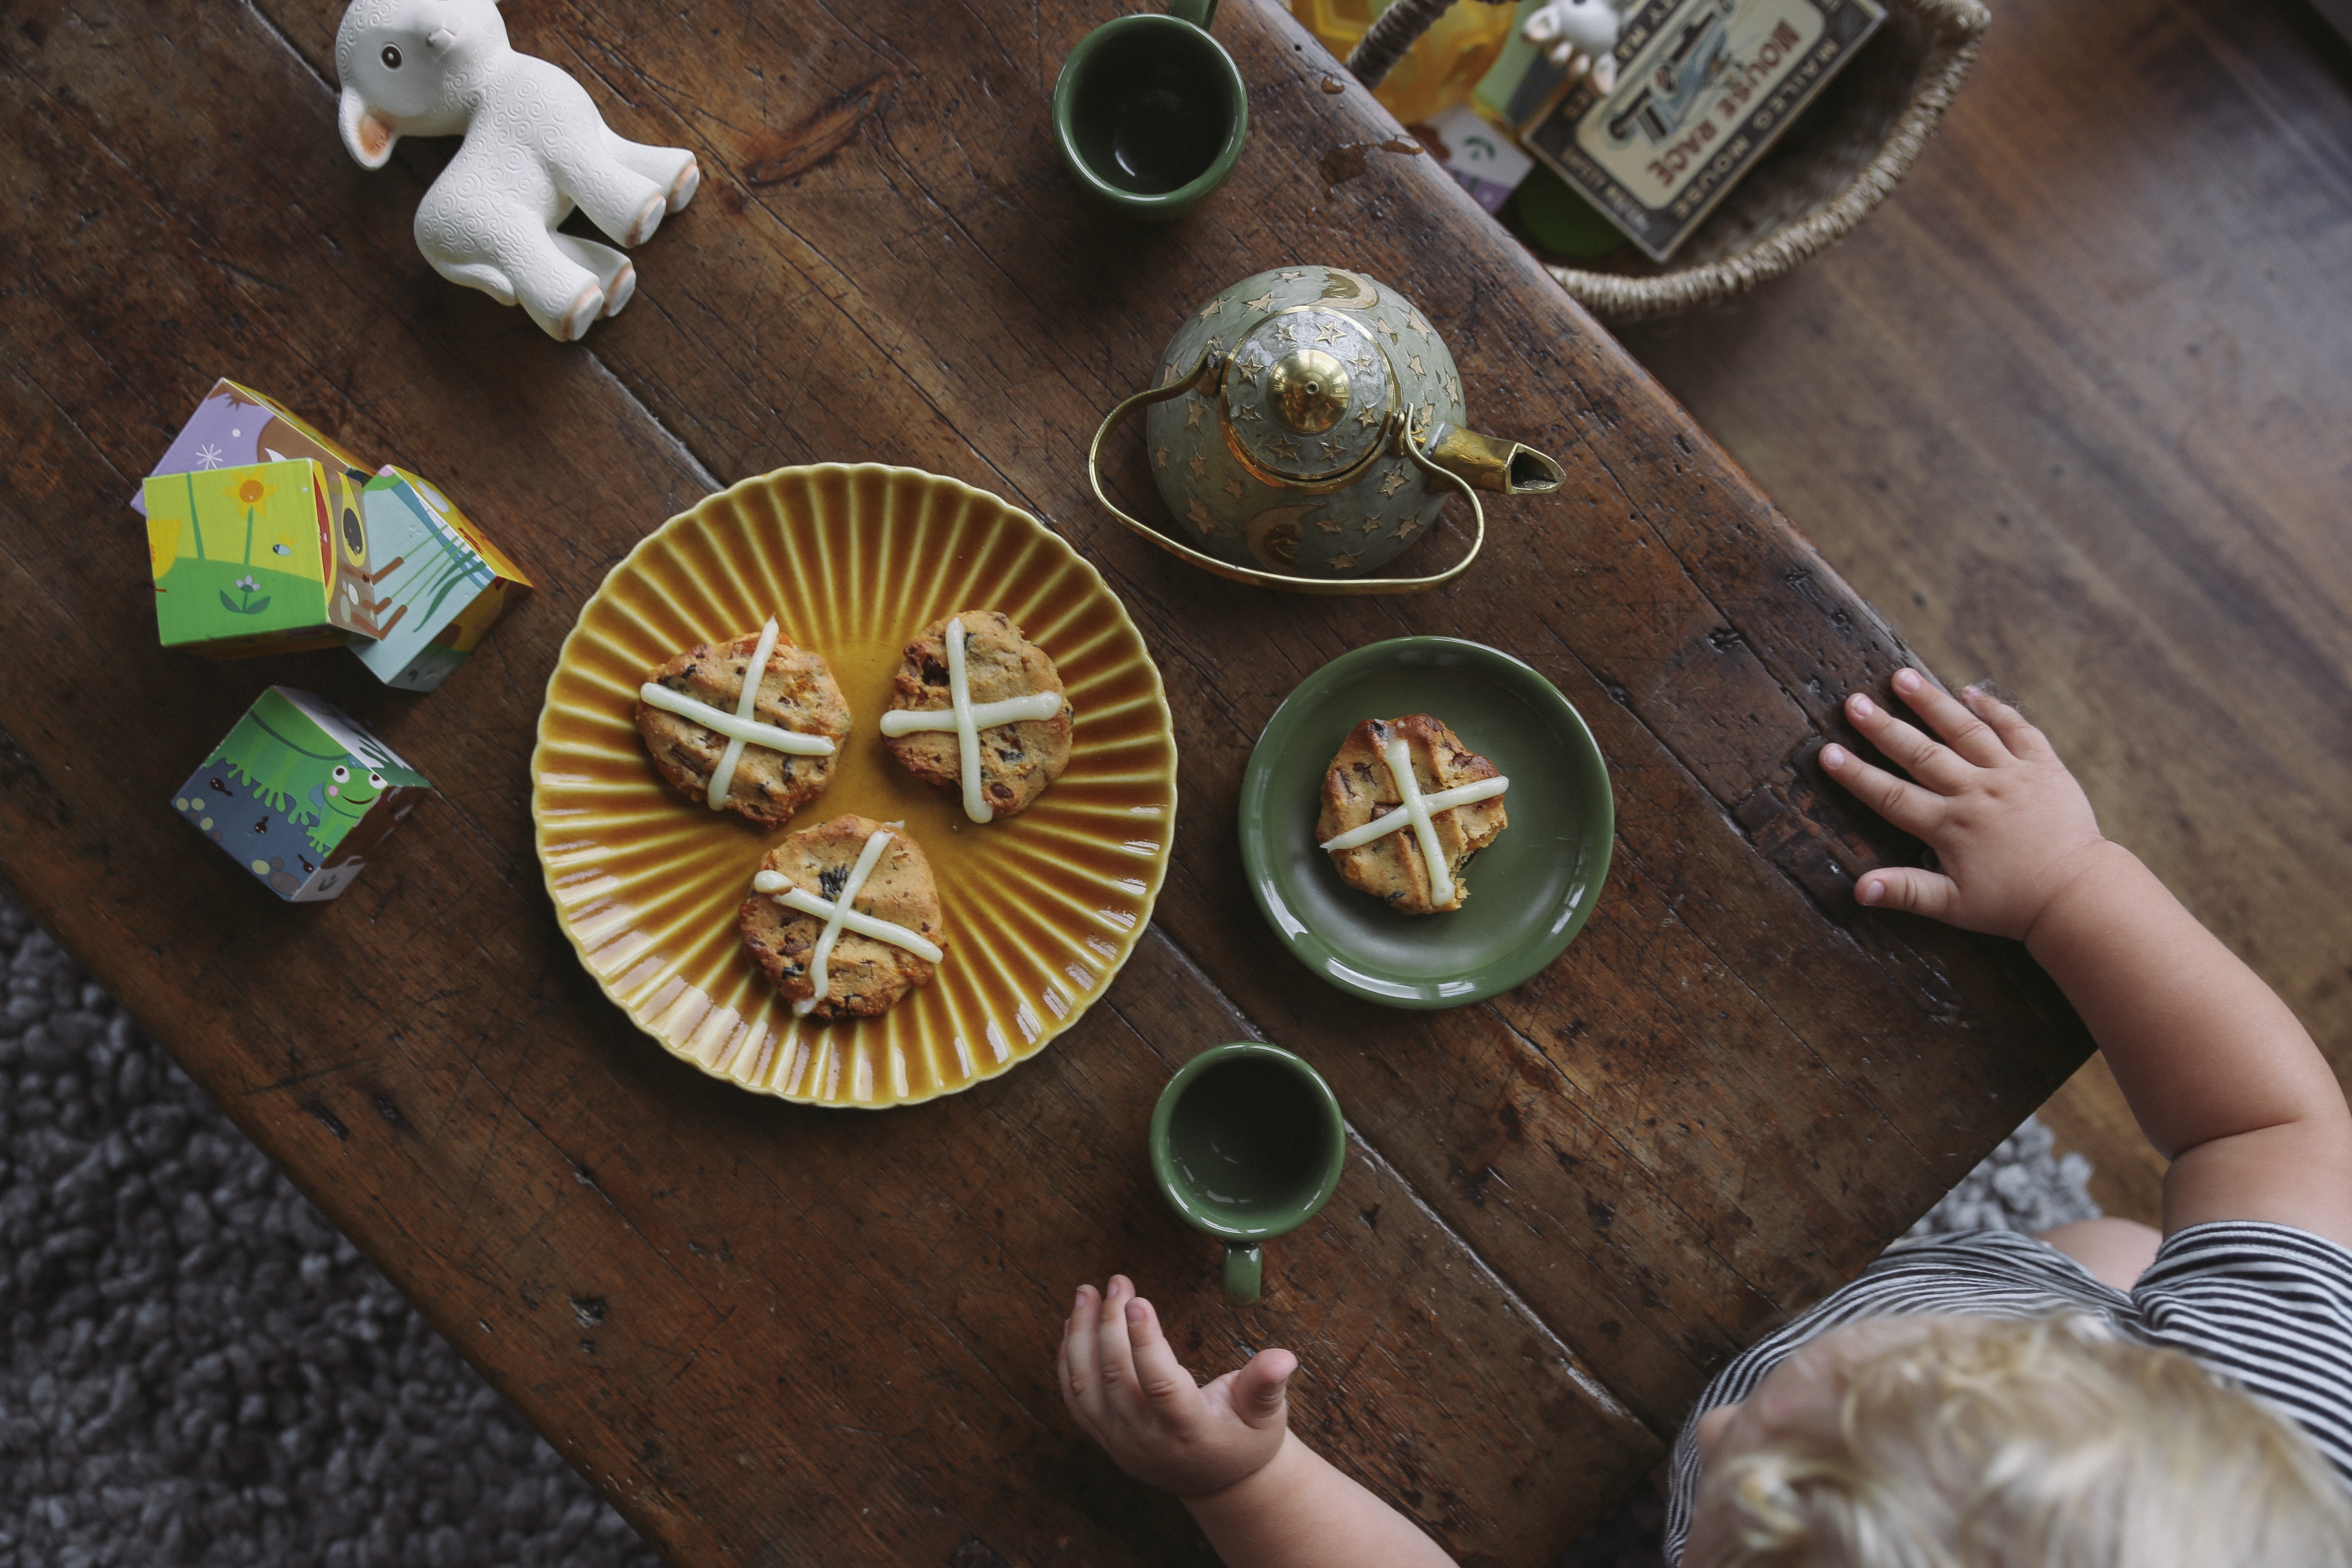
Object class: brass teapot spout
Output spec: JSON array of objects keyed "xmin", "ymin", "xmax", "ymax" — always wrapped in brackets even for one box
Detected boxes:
[{"xmin": 1421, "ymin": 425, "xmax": 1566, "ymax": 496}]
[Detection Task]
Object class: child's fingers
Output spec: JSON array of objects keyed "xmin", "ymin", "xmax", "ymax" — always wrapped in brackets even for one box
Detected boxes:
[
  {"xmin": 1121, "ymin": 1296, "xmax": 1197, "ymax": 1413},
  {"xmin": 1844, "ymin": 690, "xmax": 1973, "ymax": 792},
  {"xmin": 1093, "ymin": 1275, "xmax": 1146, "ymax": 1410},
  {"xmin": 1889, "ymin": 669, "xmax": 2008, "ymax": 768},
  {"xmin": 1061, "ymin": 1283, "xmax": 1104, "ymax": 1413},
  {"xmin": 1819, "ymin": 744, "xmax": 1944, "ymax": 836},
  {"xmin": 1230, "ymin": 1347, "xmax": 1296, "ymax": 1430},
  {"xmin": 1855, "ymin": 866, "xmax": 1960, "ymax": 922},
  {"xmin": 1961, "ymin": 685, "xmax": 2050, "ymax": 761}
]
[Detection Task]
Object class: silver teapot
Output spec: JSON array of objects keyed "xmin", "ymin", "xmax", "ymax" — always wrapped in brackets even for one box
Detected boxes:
[{"xmin": 1088, "ymin": 265, "xmax": 1565, "ymax": 592}]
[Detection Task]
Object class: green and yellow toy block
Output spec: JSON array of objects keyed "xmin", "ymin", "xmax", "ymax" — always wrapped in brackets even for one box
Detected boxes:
[
  {"xmin": 144, "ymin": 459, "xmax": 377, "ymax": 658},
  {"xmin": 171, "ymin": 686, "xmax": 433, "ymax": 902}
]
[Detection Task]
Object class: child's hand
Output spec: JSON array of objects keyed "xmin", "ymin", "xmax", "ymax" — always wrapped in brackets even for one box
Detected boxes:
[
  {"xmin": 1058, "ymin": 1275, "xmax": 1296, "ymax": 1499},
  {"xmin": 1820, "ymin": 669, "xmax": 2110, "ymax": 940}
]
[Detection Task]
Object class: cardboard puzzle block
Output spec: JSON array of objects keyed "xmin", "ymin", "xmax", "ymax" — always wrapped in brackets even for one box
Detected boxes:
[
  {"xmin": 144, "ymin": 460, "xmax": 387, "ymax": 657},
  {"xmin": 345, "ymin": 466, "xmax": 533, "ymax": 692},
  {"xmin": 131, "ymin": 379, "xmax": 371, "ymax": 518},
  {"xmin": 171, "ymin": 686, "xmax": 432, "ymax": 902}
]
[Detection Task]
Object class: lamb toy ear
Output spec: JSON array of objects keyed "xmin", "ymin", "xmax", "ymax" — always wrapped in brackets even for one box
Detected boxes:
[{"xmin": 339, "ymin": 83, "xmax": 399, "ymax": 170}]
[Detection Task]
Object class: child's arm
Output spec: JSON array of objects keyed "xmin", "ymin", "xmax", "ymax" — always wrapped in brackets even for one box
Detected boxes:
[
  {"xmin": 1822, "ymin": 670, "xmax": 2352, "ymax": 1248},
  {"xmin": 1058, "ymin": 1276, "xmax": 1456, "ymax": 1568}
]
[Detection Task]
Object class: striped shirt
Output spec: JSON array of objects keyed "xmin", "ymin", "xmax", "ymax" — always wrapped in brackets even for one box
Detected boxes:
[{"xmin": 1663, "ymin": 1223, "xmax": 2352, "ymax": 1565}]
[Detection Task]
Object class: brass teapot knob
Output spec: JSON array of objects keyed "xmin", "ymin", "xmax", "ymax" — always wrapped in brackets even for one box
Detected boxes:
[{"xmin": 1266, "ymin": 349, "xmax": 1351, "ymax": 434}]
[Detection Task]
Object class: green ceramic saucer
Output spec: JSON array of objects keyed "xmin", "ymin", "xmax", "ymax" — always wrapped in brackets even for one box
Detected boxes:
[{"xmin": 1239, "ymin": 638, "xmax": 1613, "ymax": 1009}]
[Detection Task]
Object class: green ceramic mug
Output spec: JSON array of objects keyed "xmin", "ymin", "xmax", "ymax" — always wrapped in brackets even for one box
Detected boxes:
[
  {"xmin": 1051, "ymin": 0, "xmax": 1249, "ymax": 220},
  {"xmin": 1150, "ymin": 1042, "xmax": 1346, "ymax": 1305}
]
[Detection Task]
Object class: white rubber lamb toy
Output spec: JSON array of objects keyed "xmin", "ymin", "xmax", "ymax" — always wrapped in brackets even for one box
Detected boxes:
[
  {"xmin": 1521, "ymin": 0, "xmax": 1631, "ymax": 94},
  {"xmin": 335, "ymin": 0, "xmax": 700, "ymax": 341}
]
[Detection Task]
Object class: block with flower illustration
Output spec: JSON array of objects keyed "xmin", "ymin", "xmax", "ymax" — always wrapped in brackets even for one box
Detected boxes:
[
  {"xmin": 130, "ymin": 379, "xmax": 374, "ymax": 518},
  {"xmin": 144, "ymin": 459, "xmax": 382, "ymax": 656},
  {"xmin": 344, "ymin": 466, "xmax": 532, "ymax": 692},
  {"xmin": 171, "ymin": 686, "xmax": 432, "ymax": 902}
]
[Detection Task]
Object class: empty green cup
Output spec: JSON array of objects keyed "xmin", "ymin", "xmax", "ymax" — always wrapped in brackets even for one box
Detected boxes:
[
  {"xmin": 1150, "ymin": 1042, "xmax": 1346, "ymax": 1305},
  {"xmin": 1052, "ymin": 0, "xmax": 1249, "ymax": 220}
]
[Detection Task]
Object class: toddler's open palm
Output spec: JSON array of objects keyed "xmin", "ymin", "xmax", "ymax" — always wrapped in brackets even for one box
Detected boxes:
[
  {"xmin": 1059, "ymin": 1276, "xmax": 1295, "ymax": 1499},
  {"xmin": 1821, "ymin": 670, "xmax": 2107, "ymax": 940}
]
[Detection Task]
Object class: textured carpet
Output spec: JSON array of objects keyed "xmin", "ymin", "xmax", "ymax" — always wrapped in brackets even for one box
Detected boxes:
[
  {"xmin": 2, "ymin": 885, "xmax": 2101, "ymax": 1567},
  {"xmin": 0, "ymin": 891, "xmax": 662, "ymax": 1568}
]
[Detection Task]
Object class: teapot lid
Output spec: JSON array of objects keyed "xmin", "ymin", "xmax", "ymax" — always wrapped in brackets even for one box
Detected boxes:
[{"xmin": 1219, "ymin": 309, "xmax": 1396, "ymax": 487}]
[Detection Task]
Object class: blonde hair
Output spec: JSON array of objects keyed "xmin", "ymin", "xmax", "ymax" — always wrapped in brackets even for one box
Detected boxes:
[{"xmin": 1694, "ymin": 1313, "xmax": 2352, "ymax": 1568}]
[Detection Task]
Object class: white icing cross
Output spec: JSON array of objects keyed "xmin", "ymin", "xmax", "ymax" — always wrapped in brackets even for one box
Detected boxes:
[
  {"xmin": 752, "ymin": 828, "xmax": 943, "ymax": 1018},
  {"xmin": 1317, "ymin": 737, "xmax": 1509, "ymax": 908},
  {"xmin": 875, "ymin": 616, "xmax": 1062, "ymax": 823},
  {"xmin": 638, "ymin": 618, "xmax": 836, "ymax": 811}
]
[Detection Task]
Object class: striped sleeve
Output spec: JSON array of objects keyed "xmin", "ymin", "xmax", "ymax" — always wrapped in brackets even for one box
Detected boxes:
[{"xmin": 2131, "ymin": 1222, "xmax": 2352, "ymax": 1483}]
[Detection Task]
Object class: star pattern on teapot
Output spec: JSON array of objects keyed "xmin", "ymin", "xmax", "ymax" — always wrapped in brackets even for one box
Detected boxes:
[
  {"xmin": 1396, "ymin": 518, "xmax": 1421, "ymax": 539},
  {"xmin": 1155, "ymin": 446, "xmax": 1170, "ymax": 469},
  {"xmin": 1234, "ymin": 403, "xmax": 1262, "ymax": 423},
  {"xmin": 1409, "ymin": 354, "xmax": 1426, "ymax": 376},
  {"xmin": 1311, "ymin": 319, "xmax": 1346, "ymax": 347},
  {"xmin": 1329, "ymin": 551, "xmax": 1357, "ymax": 570},
  {"xmin": 1244, "ymin": 291, "xmax": 1276, "ymax": 312},
  {"xmin": 1317, "ymin": 516, "xmax": 1344, "ymax": 533},
  {"xmin": 1185, "ymin": 400, "xmax": 1206, "ymax": 429},
  {"xmin": 1354, "ymin": 405, "xmax": 1384, "ymax": 430},
  {"xmin": 1222, "ymin": 477, "xmax": 1248, "ymax": 499},
  {"xmin": 1187, "ymin": 453, "xmax": 1208, "ymax": 479},
  {"xmin": 1231, "ymin": 357, "xmax": 1260, "ymax": 387},
  {"xmin": 1199, "ymin": 299, "xmax": 1225, "ymax": 319},
  {"xmin": 1372, "ymin": 316, "xmax": 1398, "ymax": 341},
  {"xmin": 1378, "ymin": 467, "xmax": 1410, "ymax": 497},
  {"xmin": 1321, "ymin": 438, "xmax": 1348, "ymax": 462},
  {"xmin": 1186, "ymin": 498, "xmax": 1215, "ymax": 528},
  {"xmin": 1352, "ymin": 349, "xmax": 1377, "ymax": 372},
  {"xmin": 1406, "ymin": 309, "xmax": 1431, "ymax": 335},
  {"xmin": 1270, "ymin": 435, "xmax": 1302, "ymax": 461},
  {"xmin": 1441, "ymin": 371, "xmax": 1461, "ymax": 403},
  {"xmin": 1360, "ymin": 516, "xmax": 1382, "ymax": 534},
  {"xmin": 1279, "ymin": 270, "xmax": 1307, "ymax": 280}
]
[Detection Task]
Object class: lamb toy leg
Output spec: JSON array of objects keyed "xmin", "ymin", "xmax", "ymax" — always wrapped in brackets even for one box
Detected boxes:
[{"xmin": 333, "ymin": 0, "xmax": 699, "ymax": 342}]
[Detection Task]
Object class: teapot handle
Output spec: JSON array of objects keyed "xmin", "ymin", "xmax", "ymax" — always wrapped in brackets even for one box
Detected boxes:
[{"xmin": 1085, "ymin": 353, "xmax": 1485, "ymax": 596}]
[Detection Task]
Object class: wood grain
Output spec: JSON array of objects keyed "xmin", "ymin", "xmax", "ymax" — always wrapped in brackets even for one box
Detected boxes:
[
  {"xmin": 1617, "ymin": 0, "xmax": 2352, "ymax": 1235},
  {"xmin": 0, "ymin": 0, "xmax": 2102, "ymax": 1559}
]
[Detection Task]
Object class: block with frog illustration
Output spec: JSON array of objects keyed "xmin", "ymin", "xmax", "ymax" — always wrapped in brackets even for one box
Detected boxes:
[
  {"xmin": 344, "ymin": 466, "xmax": 533, "ymax": 692},
  {"xmin": 144, "ymin": 459, "xmax": 380, "ymax": 657},
  {"xmin": 171, "ymin": 686, "xmax": 432, "ymax": 902},
  {"xmin": 131, "ymin": 379, "xmax": 373, "ymax": 518}
]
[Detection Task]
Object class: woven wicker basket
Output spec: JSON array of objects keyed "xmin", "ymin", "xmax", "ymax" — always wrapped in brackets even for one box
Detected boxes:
[{"xmin": 1349, "ymin": 0, "xmax": 1991, "ymax": 322}]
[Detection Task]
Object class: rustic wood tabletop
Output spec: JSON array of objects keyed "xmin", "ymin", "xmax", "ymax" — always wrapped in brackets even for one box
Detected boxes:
[{"xmin": 0, "ymin": 0, "xmax": 2095, "ymax": 1561}]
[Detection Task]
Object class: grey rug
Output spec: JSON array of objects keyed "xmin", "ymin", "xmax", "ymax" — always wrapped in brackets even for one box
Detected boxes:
[
  {"xmin": 0, "ymin": 891, "xmax": 662, "ymax": 1568},
  {"xmin": 2, "ymin": 886, "xmax": 2100, "ymax": 1567}
]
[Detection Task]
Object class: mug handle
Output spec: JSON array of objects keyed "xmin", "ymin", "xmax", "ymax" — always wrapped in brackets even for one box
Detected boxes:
[
  {"xmin": 1223, "ymin": 1243, "xmax": 1262, "ymax": 1306},
  {"xmin": 1086, "ymin": 352, "xmax": 1486, "ymax": 596},
  {"xmin": 1169, "ymin": 0, "xmax": 1219, "ymax": 28}
]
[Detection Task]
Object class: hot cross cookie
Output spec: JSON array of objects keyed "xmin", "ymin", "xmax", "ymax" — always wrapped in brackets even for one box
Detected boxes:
[
  {"xmin": 879, "ymin": 612, "xmax": 1073, "ymax": 822},
  {"xmin": 1317, "ymin": 715, "xmax": 1508, "ymax": 914},
  {"xmin": 635, "ymin": 619, "xmax": 851, "ymax": 826},
  {"xmin": 738, "ymin": 815, "xmax": 945, "ymax": 1018}
]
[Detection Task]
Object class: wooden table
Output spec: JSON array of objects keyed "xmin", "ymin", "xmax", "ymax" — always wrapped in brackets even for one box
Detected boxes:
[{"xmin": 0, "ymin": 0, "xmax": 2093, "ymax": 1560}]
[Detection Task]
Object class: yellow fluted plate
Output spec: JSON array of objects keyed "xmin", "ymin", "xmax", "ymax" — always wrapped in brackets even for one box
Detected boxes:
[{"xmin": 530, "ymin": 465, "xmax": 1176, "ymax": 1108}]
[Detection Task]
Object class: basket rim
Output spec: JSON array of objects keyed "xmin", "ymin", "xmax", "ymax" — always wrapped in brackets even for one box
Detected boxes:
[{"xmin": 1541, "ymin": 0, "xmax": 1993, "ymax": 321}]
